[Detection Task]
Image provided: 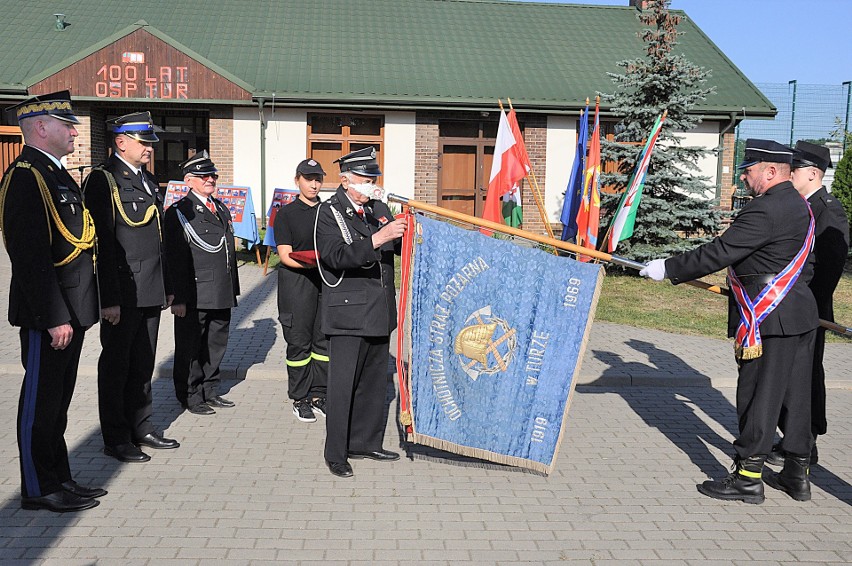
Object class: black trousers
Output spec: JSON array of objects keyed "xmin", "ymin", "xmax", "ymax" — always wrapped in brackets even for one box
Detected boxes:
[
  {"xmin": 173, "ymin": 307, "xmax": 231, "ymax": 408},
  {"xmin": 810, "ymin": 327, "xmax": 828, "ymax": 437},
  {"xmin": 98, "ymin": 305, "xmax": 160, "ymax": 445},
  {"xmin": 735, "ymin": 330, "xmax": 816, "ymax": 459},
  {"xmin": 17, "ymin": 327, "xmax": 86, "ymax": 498},
  {"xmin": 277, "ymin": 268, "xmax": 327, "ymax": 401},
  {"xmin": 324, "ymin": 335, "xmax": 390, "ymax": 464}
]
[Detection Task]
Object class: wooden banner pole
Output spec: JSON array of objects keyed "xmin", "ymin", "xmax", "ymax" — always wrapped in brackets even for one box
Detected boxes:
[{"xmin": 389, "ymin": 194, "xmax": 852, "ymax": 338}]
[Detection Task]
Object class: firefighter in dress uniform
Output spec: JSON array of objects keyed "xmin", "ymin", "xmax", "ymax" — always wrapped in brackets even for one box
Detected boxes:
[
  {"xmin": 163, "ymin": 151, "xmax": 239, "ymax": 415},
  {"xmin": 769, "ymin": 141, "xmax": 849, "ymax": 467},
  {"xmin": 641, "ymin": 139, "xmax": 819, "ymax": 504},
  {"xmin": 314, "ymin": 147, "xmax": 407, "ymax": 478},
  {"xmin": 0, "ymin": 91, "xmax": 106, "ymax": 511},
  {"xmin": 274, "ymin": 158, "xmax": 329, "ymax": 423},
  {"xmin": 84, "ymin": 111, "xmax": 179, "ymax": 463}
]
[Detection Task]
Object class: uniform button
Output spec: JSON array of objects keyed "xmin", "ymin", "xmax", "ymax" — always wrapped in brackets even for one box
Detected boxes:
[{"xmin": 344, "ymin": 299, "xmax": 349, "ymax": 303}]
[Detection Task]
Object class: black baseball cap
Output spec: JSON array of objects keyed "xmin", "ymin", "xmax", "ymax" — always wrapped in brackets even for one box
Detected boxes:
[{"xmin": 296, "ymin": 158, "xmax": 326, "ymax": 177}]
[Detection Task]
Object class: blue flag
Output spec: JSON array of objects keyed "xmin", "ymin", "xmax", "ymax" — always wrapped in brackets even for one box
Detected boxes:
[
  {"xmin": 559, "ymin": 105, "xmax": 589, "ymax": 240},
  {"xmin": 406, "ymin": 216, "xmax": 603, "ymax": 474}
]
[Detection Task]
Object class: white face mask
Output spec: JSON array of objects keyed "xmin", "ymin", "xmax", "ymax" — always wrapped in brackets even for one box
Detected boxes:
[{"xmin": 350, "ymin": 181, "xmax": 386, "ymax": 203}]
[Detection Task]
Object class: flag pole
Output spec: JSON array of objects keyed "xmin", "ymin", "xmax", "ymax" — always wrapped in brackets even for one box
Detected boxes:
[
  {"xmin": 388, "ymin": 194, "xmax": 852, "ymax": 338},
  {"xmin": 599, "ymin": 109, "xmax": 668, "ymax": 253},
  {"xmin": 505, "ymin": 98, "xmax": 556, "ymax": 240}
]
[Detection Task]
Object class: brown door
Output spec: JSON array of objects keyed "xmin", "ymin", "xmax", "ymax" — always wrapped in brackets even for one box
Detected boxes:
[
  {"xmin": 437, "ymin": 120, "xmax": 497, "ymax": 217},
  {"xmin": 0, "ymin": 126, "xmax": 24, "ymax": 175}
]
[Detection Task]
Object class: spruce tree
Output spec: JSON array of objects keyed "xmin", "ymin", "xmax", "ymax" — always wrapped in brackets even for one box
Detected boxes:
[
  {"xmin": 831, "ymin": 146, "xmax": 852, "ymax": 233},
  {"xmin": 599, "ymin": 0, "xmax": 721, "ymax": 262}
]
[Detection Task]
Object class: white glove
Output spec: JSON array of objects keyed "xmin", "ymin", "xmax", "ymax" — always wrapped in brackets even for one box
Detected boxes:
[{"xmin": 639, "ymin": 258, "xmax": 668, "ymax": 281}]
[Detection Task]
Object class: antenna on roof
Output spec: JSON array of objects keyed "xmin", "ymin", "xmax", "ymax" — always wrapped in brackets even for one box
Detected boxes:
[{"xmin": 53, "ymin": 14, "xmax": 69, "ymax": 31}]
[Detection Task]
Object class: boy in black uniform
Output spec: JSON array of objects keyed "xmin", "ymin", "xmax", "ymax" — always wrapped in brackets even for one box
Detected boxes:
[
  {"xmin": 274, "ymin": 158, "xmax": 328, "ymax": 423},
  {"xmin": 84, "ymin": 111, "xmax": 179, "ymax": 463},
  {"xmin": 1, "ymin": 91, "xmax": 105, "ymax": 511},
  {"xmin": 164, "ymin": 151, "xmax": 240, "ymax": 415},
  {"xmin": 314, "ymin": 147, "xmax": 407, "ymax": 478}
]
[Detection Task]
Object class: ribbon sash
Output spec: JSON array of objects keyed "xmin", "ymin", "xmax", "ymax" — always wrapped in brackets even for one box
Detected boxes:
[{"xmin": 728, "ymin": 197, "xmax": 815, "ymax": 360}]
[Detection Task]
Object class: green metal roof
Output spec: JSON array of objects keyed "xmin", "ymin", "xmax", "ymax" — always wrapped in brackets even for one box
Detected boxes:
[{"xmin": 0, "ymin": 0, "xmax": 774, "ymax": 117}]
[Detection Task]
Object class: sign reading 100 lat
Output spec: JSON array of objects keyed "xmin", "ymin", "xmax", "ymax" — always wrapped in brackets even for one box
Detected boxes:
[{"xmin": 95, "ymin": 52, "xmax": 189, "ymax": 99}]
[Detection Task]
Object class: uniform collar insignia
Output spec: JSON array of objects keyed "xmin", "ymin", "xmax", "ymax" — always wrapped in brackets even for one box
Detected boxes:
[
  {"xmin": 195, "ymin": 204, "xmax": 205, "ymax": 213},
  {"xmin": 345, "ymin": 206, "xmax": 354, "ymax": 217}
]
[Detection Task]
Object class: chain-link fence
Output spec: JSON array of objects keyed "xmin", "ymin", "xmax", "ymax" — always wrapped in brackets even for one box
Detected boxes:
[{"xmin": 732, "ymin": 82, "xmax": 852, "ymax": 203}]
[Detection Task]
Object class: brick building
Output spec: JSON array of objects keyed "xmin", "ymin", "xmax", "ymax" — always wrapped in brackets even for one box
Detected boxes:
[{"xmin": 0, "ymin": 0, "xmax": 774, "ymax": 236}]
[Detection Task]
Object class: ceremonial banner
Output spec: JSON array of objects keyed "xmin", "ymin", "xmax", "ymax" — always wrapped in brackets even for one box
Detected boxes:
[
  {"xmin": 164, "ymin": 181, "xmax": 260, "ymax": 245},
  {"xmin": 262, "ymin": 188, "xmax": 300, "ymax": 247},
  {"xmin": 405, "ymin": 216, "xmax": 603, "ymax": 474}
]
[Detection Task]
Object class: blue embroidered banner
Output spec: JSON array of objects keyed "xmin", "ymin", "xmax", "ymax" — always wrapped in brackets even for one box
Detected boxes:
[{"xmin": 406, "ymin": 216, "xmax": 603, "ymax": 474}]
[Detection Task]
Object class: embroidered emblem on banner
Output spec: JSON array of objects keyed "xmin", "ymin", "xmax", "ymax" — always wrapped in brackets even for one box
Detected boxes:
[{"xmin": 455, "ymin": 306, "xmax": 517, "ymax": 381}]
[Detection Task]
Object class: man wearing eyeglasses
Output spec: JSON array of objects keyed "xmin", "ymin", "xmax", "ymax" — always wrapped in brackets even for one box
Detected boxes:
[
  {"xmin": 163, "ymin": 151, "xmax": 240, "ymax": 416},
  {"xmin": 85, "ymin": 111, "xmax": 180, "ymax": 464}
]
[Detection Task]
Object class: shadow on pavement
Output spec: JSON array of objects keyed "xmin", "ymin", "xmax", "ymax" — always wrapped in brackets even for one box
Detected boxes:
[
  {"xmin": 587, "ymin": 340, "xmax": 739, "ymax": 480},
  {"xmin": 0, "ymin": 263, "xmax": 277, "ymax": 560}
]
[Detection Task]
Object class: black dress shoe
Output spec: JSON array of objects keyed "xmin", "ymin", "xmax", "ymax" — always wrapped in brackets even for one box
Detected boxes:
[
  {"xmin": 326, "ymin": 460, "xmax": 353, "ymax": 478},
  {"xmin": 22, "ymin": 490, "xmax": 99, "ymax": 512},
  {"xmin": 134, "ymin": 432, "xmax": 180, "ymax": 450},
  {"xmin": 104, "ymin": 443, "xmax": 151, "ymax": 463},
  {"xmin": 61, "ymin": 480, "xmax": 107, "ymax": 499},
  {"xmin": 207, "ymin": 395, "xmax": 235, "ymax": 408},
  {"xmin": 187, "ymin": 403, "xmax": 216, "ymax": 415},
  {"xmin": 348, "ymin": 449, "xmax": 400, "ymax": 462}
]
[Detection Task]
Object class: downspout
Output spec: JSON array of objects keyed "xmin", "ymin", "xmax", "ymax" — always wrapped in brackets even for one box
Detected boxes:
[
  {"xmin": 257, "ymin": 97, "xmax": 267, "ymax": 228},
  {"xmin": 716, "ymin": 111, "xmax": 738, "ymax": 205}
]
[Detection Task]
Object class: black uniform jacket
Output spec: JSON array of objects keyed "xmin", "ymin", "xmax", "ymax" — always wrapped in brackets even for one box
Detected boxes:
[
  {"xmin": 665, "ymin": 181, "xmax": 818, "ymax": 338},
  {"xmin": 807, "ymin": 186, "xmax": 849, "ymax": 320},
  {"xmin": 84, "ymin": 154, "xmax": 170, "ymax": 309},
  {"xmin": 315, "ymin": 186, "xmax": 399, "ymax": 337},
  {"xmin": 2, "ymin": 146, "xmax": 98, "ymax": 329},
  {"xmin": 163, "ymin": 194, "xmax": 240, "ymax": 310}
]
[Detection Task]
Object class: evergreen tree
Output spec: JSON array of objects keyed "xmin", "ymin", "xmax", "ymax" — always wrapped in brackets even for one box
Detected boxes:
[
  {"xmin": 831, "ymin": 146, "xmax": 852, "ymax": 234},
  {"xmin": 599, "ymin": 0, "xmax": 721, "ymax": 262}
]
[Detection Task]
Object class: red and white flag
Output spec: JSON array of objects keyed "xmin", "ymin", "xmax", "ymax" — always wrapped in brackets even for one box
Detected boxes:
[{"xmin": 483, "ymin": 110, "xmax": 527, "ymax": 226}]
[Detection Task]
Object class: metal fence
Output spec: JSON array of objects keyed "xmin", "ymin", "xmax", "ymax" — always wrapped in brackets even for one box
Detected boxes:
[{"xmin": 732, "ymin": 81, "xmax": 852, "ymax": 201}]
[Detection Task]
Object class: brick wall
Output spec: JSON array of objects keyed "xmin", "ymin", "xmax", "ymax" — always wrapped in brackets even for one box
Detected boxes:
[
  {"xmin": 64, "ymin": 108, "xmax": 92, "ymax": 186},
  {"xmin": 210, "ymin": 106, "xmax": 233, "ymax": 184},
  {"xmin": 519, "ymin": 114, "xmax": 548, "ymax": 236},
  {"xmin": 718, "ymin": 131, "xmax": 737, "ymax": 211},
  {"xmin": 414, "ymin": 114, "xmax": 439, "ymax": 203}
]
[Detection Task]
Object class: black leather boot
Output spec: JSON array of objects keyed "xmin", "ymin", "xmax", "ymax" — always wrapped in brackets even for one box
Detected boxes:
[
  {"xmin": 697, "ymin": 455, "xmax": 765, "ymax": 504},
  {"xmin": 766, "ymin": 442, "xmax": 785, "ymax": 467},
  {"xmin": 765, "ymin": 454, "xmax": 811, "ymax": 501}
]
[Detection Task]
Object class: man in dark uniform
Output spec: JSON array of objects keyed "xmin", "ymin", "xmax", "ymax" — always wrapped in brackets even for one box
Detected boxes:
[
  {"xmin": 274, "ymin": 158, "xmax": 328, "ymax": 423},
  {"xmin": 85, "ymin": 112, "xmax": 179, "ymax": 463},
  {"xmin": 0, "ymin": 91, "xmax": 105, "ymax": 511},
  {"xmin": 315, "ymin": 147, "xmax": 407, "ymax": 478},
  {"xmin": 768, "ymin": 141, "xmax": 849, "ymax": 467},
  {"xmin": 164, "ymin": 151, "xmax": 239, "ymax": 415},
  {"xmin": 640, "ymin": 139, "xmax": 818, "ymax": 503}
]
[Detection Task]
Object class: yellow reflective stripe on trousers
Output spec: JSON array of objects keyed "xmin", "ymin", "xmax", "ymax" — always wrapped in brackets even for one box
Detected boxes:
[
  {"xmin": 311, "ymin": 352, "xmax": 329, "ymax": 362},
  {"xmin": 738, "ymin": 468, "xmax": 762, "ymax": 479},
  {"xmin": 286, "ymin": 356, "xmax": 312, "ymax": 367}
]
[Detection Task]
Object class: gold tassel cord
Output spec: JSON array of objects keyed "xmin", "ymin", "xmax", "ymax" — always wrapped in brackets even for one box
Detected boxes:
[
  {"xmin": 0, "ymin": 162, "xmax": 95, "ymax": 267},
  {"xmin": 100, "ymin": 169, "xmax": 163, "ymax": 241}
]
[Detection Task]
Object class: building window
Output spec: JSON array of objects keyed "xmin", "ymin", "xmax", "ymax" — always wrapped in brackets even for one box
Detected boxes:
[{"xmin": 307, "ymin": 113, "xmax": 384, "ymax": 188}]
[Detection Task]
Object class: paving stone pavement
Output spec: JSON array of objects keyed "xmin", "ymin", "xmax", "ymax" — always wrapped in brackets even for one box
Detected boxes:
[{"xmin": 0, "ymin": 252, "xmax": 850, "ymax": 565}]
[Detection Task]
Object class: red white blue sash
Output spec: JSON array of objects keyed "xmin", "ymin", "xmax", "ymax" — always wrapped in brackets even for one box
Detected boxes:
[{"xmin": 728, "ymin": 197, "xmax": 815, "ymax": 360}]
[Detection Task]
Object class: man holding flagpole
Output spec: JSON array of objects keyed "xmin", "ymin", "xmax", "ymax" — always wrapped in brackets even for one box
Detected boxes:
[{"xmin": 640, "ymin": 139, "xmax": 818, "ymax": 504}]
